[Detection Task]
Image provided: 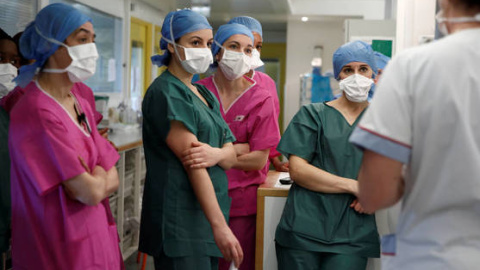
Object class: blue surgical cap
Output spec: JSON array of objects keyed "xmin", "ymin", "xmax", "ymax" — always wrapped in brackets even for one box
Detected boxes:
[
  {"xmin": 333, "ymin": 40, "xmax": 377, "ymax": 80},
  {"xmin": 228, "ymin": 16, "xmax": 263, "ymax": 38},
  {"xmin": 14, "ymin": 3, "xmax": 91, "ymax": 87},
  {"xmin": 151, "ymin": 9, "xmax": 212, "ymax": 67},
  {"xmin": 211, "ymin": 23, "xmax": 254, "ymax": 58},
  {"xmin": 374, "ymin": 51, "xmax": 390, "ymax": 70}
]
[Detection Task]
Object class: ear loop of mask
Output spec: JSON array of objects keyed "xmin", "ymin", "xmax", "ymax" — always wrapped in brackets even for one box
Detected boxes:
[
  {"xmin": 160, "ymin": 13, "xmax": 184, "ymax": 63},
  {"xmin": 35, "ymin": 25, "xmax": 71, "ymax": 73},
  {"xmin": 436, "ymin": 11, "xmax": 480, "ymax": 23}
]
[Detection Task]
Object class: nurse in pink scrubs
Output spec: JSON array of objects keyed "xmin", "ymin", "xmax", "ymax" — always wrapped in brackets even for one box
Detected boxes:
[
  {"xmin": 195, "ymin": 23, "xmax": 280, "ymax": 270},
  {"xmin": 9, "ymin": 3, "xmax": 122, "ymax": 269},
  {"xmin": 228, "ymin": 16, "xmax": 288, "ymax": 173}
]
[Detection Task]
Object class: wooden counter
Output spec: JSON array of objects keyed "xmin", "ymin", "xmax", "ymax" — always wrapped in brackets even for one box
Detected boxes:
[
  {"xmin": 108, "ymin": 127, "xmax": 143, "ymax": 152},
  {"xmin": 255, "ymin": 171, "xmax": 291, "ymax": 270}
]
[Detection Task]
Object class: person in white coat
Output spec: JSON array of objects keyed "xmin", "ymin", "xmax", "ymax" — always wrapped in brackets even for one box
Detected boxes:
[{"xmin": 349, "ymin": 0, "xmax": 480, "ymax": 269}]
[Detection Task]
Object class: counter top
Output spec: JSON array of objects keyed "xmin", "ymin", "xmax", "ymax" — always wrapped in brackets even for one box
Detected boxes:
[
  {"xmin": 108, "ymin": 127, "xmax": 143, "ymax": 152},
  {"xmin": 258, "ymin": 171, "xmax": 291, "ymax": 197}
]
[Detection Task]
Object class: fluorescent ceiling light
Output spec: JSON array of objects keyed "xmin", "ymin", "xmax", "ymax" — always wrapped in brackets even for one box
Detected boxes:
[{"xmin": 301, "ymin": 16, "xmax": 309, "ymax": 22}]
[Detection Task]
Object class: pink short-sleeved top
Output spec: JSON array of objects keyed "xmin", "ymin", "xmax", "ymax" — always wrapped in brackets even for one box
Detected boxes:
[
  {"xmin": 251, "ymin": 71, "xmax": 281, "ymax": 159},
  {"xmin": 1, "ymin": 83, "xmax": 103, "ymax": 125},
  {"xmin": 8, "ymin": 81, "xmax": 121, "ymax": 270},
  {"xmin": 197, "ymin": 76, "xmax": 280, "ymax": 216}
]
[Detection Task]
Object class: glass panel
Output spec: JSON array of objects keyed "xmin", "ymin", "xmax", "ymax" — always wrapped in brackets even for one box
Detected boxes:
[
  {"xmin": 50, "ymin": 0, "xmax": 123, "ymax": 93},
  {"xmin": 0, "ymin": 0, "xmax": 37, "ymax": 36},
  {"xmin": 130, "ymin": 40, "xmax": 144, "ymax": 111},
  {"xmin": 263, "ymin": 59, "xmax": 281, "ymax": 97}
]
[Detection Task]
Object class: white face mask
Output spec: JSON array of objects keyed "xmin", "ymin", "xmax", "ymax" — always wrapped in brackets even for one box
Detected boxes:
[
  {"xmin": 35, "ymin": 26, "xmax": 98, "ymax": 83},
  {"xmin": 0, "ymin": 63, "xmax": 17, "ymax": 97},
  {"xmin": 216, "ymin": 42, "xmax": 251, "ymax": 80},
  {"xmin": 339, "ymin": 74, "xmax": 374, "ymax": 103},
  {"xmin": 173, "ymin": 44, "xmax": 213, "ymax": 74},
  {"xmin": 164, "ymin": 14, "xmax": 213, "ymax": 74},
  {"xmin": 250, "ymin": 49, "xmax": 264, "ymax": 70},
  {"xmin": 43, "ymin": 43, "xmax": 98, "ymax": 83},
  {"xmin": 436, "ymin": 11, "xmax": 480, "ymax": 35}
]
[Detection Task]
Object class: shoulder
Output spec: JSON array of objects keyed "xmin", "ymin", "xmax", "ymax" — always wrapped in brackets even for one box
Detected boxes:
[
  {"xmin": 146, "ymin": 71, "xmax": 190, "ymax": 100},
  {"xmin": 254, "ymin": 71, "xmax": 275, "ymax": 84},
  {"xmin": 292, "ymin": 103, "xmax": 326, "ymax": 122}
]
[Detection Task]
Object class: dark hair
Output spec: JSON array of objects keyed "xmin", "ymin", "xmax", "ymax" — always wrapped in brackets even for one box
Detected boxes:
[
  {"xmin": 13, "ymin": 32, "xmax": 29, "ymax": 66},
  {"xmin": 0, "ymin": 28, "xmax": 13, "ymax": 42},
  {"xmin": 453, "ymin": 0, "xmax": 480, "ymax": 10}
]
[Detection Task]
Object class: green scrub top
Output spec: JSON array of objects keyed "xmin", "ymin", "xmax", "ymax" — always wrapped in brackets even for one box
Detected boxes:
[
  {"xmin": 139, "ymin": 70, "xmax": 235, "ymax": 258},
  {"xmin": 0, "ymin": 107, "xmax": 10, "ymax": 253},
  {"xmin": 275, "ymin": 102, "xmax": 380, "ymax": 258}
]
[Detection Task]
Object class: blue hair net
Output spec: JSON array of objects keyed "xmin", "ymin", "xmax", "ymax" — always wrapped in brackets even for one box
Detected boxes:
[
  {"xmin": 211, "ymin": 23, "xmax": 254, "ymax": 58},
  {"xmin": 374, "ymin": 51, "xmax": 390, "ymax": 70},
  {"xmin": 151, "ymin": 9, "xmax": 212, "ymax": 67},
  {"xmin": 14, "ymin": 3, "xmax": 91, "ymax": 87},
  {"xmin": 228, "ymin": 16, "xmax": 263, "ymax": 38},
  {"xmin": 333, "ymin": 40, "xmax": 377, "ymax": 80}
]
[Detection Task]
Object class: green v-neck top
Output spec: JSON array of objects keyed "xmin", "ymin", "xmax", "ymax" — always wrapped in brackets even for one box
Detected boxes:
[
  {"xmin": 139, "ymin": 70, "xmax": 236, "ymax": 258},
  {"xmin": 275, "ymin": 102, "xmax": 380, "ymax": 257}
]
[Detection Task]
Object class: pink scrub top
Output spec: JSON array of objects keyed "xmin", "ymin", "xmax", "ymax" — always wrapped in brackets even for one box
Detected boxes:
[
  {"xmin": 1, "ymin": 83, "xmax": 103, "ymax": 125},
  {"xmin": 251, "ymin": 71, "xmax": 281, "ymax": 160},
  {"xmin": 197, "ymin": 76, "xmax": 280, "ymax": 217},
  {"xmin": 8, "ymin": 81, "xmax": 121, "ymax": 270}
]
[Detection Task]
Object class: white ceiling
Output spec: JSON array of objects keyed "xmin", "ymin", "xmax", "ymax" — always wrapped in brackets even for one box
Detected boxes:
[{"xmin": 140, "ymin": 0, "xmax": 387, "ymax": 33}]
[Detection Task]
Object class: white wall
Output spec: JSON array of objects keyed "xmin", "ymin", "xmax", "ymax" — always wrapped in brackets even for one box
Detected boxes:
[
  {"xmin": 288, "ymin": 0, "xmax": 386, "ymax": 20},
  {"xmin": 395, "ymin": 0, "xmax": 436, "ymax": 53},
  {"xmin": 284, "ymin": 19, "xmax": 344, "ymax": 129}
]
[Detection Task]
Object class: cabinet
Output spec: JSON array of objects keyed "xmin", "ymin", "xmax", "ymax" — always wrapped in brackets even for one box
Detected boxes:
[{"xmin": 109, "ymin": 128, "xmax": 145, "ymax": 260}]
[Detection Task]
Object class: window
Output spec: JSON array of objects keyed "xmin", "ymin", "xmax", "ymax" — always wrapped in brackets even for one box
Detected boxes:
[
  {"xmin": 0, "ymin": 0, "xmax": 37, "ymax": 37},
  {"xmin": 50, "ymin": 0, "xmax": 123, "ymax": 93}
]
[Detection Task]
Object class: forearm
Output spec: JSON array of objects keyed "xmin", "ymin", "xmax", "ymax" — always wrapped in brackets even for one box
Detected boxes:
[
  {"xmin": 232, "ymin": 149, "xmax": 269, "ymax": 171},
  {"xmin": 217, "ymin": 143, "xmax": 237, "ymax": 170},
  {"xmin": 289, "ymin": 155, "xmax": 357, "ymax": 194},
  {"xmin": 187, "ymin": 168, "xmax": 229, "ymax": 229},
  {"xmin": 358, "ymin": 150, "xmax": 405, "ymax": 212},
  {"xmin": 104, "ymin": 166, "xmax": 119, "ymax": 197},
  {"xmin": 63, "ymin": 172, "xmax": 108, "ymax": 206}
]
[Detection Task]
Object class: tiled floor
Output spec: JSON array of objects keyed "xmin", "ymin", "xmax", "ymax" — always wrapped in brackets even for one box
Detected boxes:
[{"xmin": 125, "ymin": 252, "xmax": 155, "ymax": 270}]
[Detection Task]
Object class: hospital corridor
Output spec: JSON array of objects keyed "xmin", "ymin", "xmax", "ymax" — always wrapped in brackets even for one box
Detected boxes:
[{"xmin": 1, "ymin": 0, "xmax": 480, "ymax": 269}]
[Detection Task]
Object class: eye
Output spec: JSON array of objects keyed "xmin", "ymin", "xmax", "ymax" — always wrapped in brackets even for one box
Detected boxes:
[
  {"xmin": 80, "ymin": 37, "xmax": 88, "ymax": 43},
  {"xmin": 192, "ymin": 40, "xmax": 200, "ymax": 46},
  {"xmin": 245, "ymin": 48, "xmax": 252, "ymax": 54},
  {"xmin": 229, "ymin": 44, "xmax": 238, "ymax": 50},
  {"xmin": 207, "ymin": 41, "xmax": 212, "ymax": 48},
  {"xmin": 343, "ymin": 68, "xmax": 353, "ymax": 74},
  {"xmin": 360, "ymin": 67, "xmax": 369, "ymax": 72},
  {"xmin": 256, "ymin": 45, "xmax": 262, "ymax": 50}
]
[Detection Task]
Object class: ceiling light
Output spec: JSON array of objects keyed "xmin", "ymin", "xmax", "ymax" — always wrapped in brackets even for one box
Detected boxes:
[{"xmin": 301, "ymin": 16, "xmax": 309, "ymax": 22}]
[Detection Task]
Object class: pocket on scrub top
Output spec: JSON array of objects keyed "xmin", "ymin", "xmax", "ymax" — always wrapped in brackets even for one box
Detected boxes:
[{"xmin": 381, "ymin": 234, "xmax": 396, "ymax": 256}]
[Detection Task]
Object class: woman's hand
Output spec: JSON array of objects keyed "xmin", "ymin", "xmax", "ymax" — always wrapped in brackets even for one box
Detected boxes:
[
  {"xmin": 181, "ymin": 141, "xmax": 221, "ymax": 169},
  {"xmin": 233, "ymin": 143, "xmax": 250, "ymax": 156},
  {"xmin": 350, "ymin": 199, "xmax": 374, "ymax": 215},
  {"xmin": 213, "ymin": 224, "xmax": 244, "ymax": 268},
  {"xmin": 272, "ymin": 157, "xmax": 289, "ymax": 172}
]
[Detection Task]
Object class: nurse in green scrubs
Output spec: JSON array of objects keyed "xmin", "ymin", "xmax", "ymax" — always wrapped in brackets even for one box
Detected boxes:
[
  {"xmin": 139, "ymin": 9, "xmax": 243, "ymax": 270},
  {"xmin": 275, "ymin": 40, "xmax": 380, "ymax": 270}
]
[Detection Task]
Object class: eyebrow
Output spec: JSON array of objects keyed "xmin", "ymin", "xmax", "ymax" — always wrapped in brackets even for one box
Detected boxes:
[
  {"xmin": 226, "ymin": 41, "xmax": 241, "ymax": 46},
  {"xmin": 75, "ymin": 28, "xmax": 96, "ymax": 38}
]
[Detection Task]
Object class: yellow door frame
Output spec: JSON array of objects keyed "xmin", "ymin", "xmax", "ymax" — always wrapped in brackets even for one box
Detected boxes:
[{"xmin": 130, "ymin": 17, "xmax": 153, "ymax": 96}]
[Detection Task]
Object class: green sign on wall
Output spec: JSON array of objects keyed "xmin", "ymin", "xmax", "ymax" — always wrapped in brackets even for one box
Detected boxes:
[{"xmin": 371, "ymin": 40, "xmax": 393, "ymax": 57}]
